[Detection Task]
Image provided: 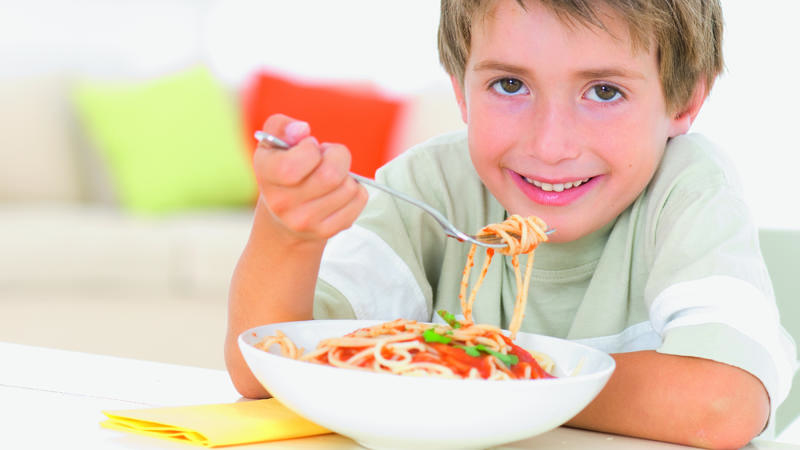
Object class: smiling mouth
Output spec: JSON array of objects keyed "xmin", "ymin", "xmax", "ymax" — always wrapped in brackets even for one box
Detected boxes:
[{"xmin": 522, "ymin": 176, "xmax": 592, "ymax": 192}]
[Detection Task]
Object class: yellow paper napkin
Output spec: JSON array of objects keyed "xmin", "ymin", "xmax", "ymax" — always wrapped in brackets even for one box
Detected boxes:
[{"xmin": 101, "ymin": 399, "xmax": 331, "ymax": 447}]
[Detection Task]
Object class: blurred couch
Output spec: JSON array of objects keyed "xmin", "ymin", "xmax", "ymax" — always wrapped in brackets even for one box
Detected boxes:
[
  {"xmin": 0, "ymin": 66, "xmax": 464, "ymax": 300},
  {"xmin": 0, "ymin": 66, "xmax": 463, "ymax": 368}
]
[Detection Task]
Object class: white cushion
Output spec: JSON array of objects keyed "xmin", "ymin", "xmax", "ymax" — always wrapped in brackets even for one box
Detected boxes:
[
  {"xmin": 0, "ymin": 206, "xmax": 252, "ymax": 299},
  {"xmin": 0, "ymin": 77, "xmax": 83, "ymax": 203}
]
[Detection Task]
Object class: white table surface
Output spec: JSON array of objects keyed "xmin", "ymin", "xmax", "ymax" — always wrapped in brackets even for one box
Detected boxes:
[{"xmin": 2, "ymin": 342, "xmax": 797, "ymax": 450}]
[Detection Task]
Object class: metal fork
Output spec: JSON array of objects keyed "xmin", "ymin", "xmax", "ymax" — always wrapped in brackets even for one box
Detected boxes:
[{"xmin": 255, "ymin": 131, "xmax": 552, "ymax": 248}]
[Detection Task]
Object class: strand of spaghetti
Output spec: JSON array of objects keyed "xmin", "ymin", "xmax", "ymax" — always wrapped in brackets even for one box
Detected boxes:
[
  {"xmin": 344, "ymin": 347, "xmax": 375, "ymax": 366},
  {"xmin": 453, "ymin": 323, "xmax": 502, "ymax": 334},
  {"xmin": 327, "ymin": 347, "xmax": 355, "ymax": 369},
  {"xmin": 459, "ymin": 244, "xmax": 478, "ymax": 320},
  {"xmin": 510, "ymin": 254, "xmax": 523, "ymax": 321},
  {"xmin": 464, "ymin": 247, "xmax": 494, "ymax": 323},
  {"xmin": 373, "ymin": 339, "xmax": 416, "ymax": 371},
  {"xmin": 320, "ymin": 333, "xmax": 417, "ymax": 348},
  {"xmin": 256, "ymin": 331, "xmax": 300, "ymax": 359},
  {"xmin": 488, "ymin": 357, "xmax": 515, "ymax": 380},
  {"xmin": 509, "ymin": 251, "xmax": 536, "ymax": 337},
  {"xmin": 396, "ymin": 362, "xmax": 457, "ymax": 378},
  {"xmin": 473, "ymin": 336, "xmax": 502, "ymax": 351},
  {"xmin": 450, "ymin": 324, "xmax": 503, "ymax": 343},
  {"xmin": 299, "ymin": 345, "xmax": 330, "ymax": 362},
  {"xmin": 509, "ymin": 228, "xmax": 532, "ymax": 333}
]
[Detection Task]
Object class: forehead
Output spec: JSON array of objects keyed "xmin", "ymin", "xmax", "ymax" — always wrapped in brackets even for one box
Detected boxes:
[
  {"xmin": 472, "ymin": 0, "xmax": 650, "ymax": 64},
  {"xmin": 465, "ymin": 0, "xmax": 662, "ymax": 88},
  {"xmin": 477, "ymin": 0, "xmax": 650, "ymax": 56}
]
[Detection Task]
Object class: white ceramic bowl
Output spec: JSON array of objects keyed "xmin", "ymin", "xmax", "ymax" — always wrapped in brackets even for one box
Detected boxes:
[{"xmin": 239, "ymin": 320, "xmax": 614, "ymax": 450}]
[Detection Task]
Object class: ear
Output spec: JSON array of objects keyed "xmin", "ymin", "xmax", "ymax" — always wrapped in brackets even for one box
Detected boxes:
[
  {"xmin": 449, "ymin": 75, "xmax": 468, "ymax": 124},
  {"xmin": 668, "ymin": 79, "xmax": 708, "ymax": 137}
]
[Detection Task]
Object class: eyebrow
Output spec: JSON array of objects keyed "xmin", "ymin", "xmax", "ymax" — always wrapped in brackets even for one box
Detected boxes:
[
  {"xmin": 576, "ymin": 68, "xmax": 646, "ymax": 80},
  {"xmin": 472, "ymin": 61, "xmax": 532, "ymax": 78},
  {"xmin": 472, "ymin": 60, "xmax": 646, "ymax": 81}
]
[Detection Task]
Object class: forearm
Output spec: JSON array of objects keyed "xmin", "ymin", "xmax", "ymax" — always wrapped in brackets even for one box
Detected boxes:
[
  {"xmin": 225, "ymin": 202, "xmax": 326, "ymax": 398},
  {"xmin": 566, "ymin": 350, "xmax": 769, "ymax": 449}
]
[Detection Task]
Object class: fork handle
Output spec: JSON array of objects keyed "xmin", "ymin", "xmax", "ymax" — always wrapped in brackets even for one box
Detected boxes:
[{"xmin": 348, "ymin": 173, "xmax": 460, "ymax": 237}]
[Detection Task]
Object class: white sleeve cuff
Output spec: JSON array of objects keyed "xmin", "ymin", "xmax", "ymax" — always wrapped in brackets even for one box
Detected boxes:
[{"xmin": 319, "ymin": 224, "xmax": 429, "ymax": 321}]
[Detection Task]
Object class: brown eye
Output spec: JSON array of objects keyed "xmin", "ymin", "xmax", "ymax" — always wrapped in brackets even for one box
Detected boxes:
[
  {"xmin": 592, "ymin": 85, "xmax": 620, "ymax": 101},
  {"xmin": 491, "ymin": 77, "xmax": 528, "ymax": 96},
  {"xmin": 500, "ymin": 78, "xmax": 523, "ymax": 93}
]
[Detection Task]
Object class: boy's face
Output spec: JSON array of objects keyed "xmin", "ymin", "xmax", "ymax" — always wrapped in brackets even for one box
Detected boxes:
[{"xmin": 452, "ymin": 0, "xmax": 692, "ymax": 243}]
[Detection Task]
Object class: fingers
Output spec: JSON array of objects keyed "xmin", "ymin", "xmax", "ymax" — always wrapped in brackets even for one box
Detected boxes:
[
  {"xmin": 279, "ymin": 173, "xmax": 368, "ymax": 239},
  {"xmin": 253, "ymin": 114, "xmax": 368, "ymax": 241},
  {"xmin": 260, "ymin": 142, "xmax": 352, "ymax": 212},
  {"xmin": 255, "ymin": 135, "xmax": 321, "ymax": 186},
  {"xmin": 259, "ymin": 114, "xmax": 309, "ymax": 147}
]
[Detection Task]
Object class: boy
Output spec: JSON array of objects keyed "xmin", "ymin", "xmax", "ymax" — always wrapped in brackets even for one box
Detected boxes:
[{"xmin": 226, "ymin": 0, "xmax": 797, "ymax": 447}]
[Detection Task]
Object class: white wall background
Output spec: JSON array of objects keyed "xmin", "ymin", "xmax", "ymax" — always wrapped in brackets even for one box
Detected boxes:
[{"xmin": 1, "ymin": 0, "xmax": 798, "ymax": 229}]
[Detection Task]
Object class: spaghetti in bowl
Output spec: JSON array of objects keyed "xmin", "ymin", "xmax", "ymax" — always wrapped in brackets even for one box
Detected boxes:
[{"xmin": 239, "ymin": 319, "xmax": 615, "ymax": 450}]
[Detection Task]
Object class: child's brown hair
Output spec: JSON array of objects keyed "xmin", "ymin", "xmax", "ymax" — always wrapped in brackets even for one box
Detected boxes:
[{"xmin": 438, "ymin": 0, "xmax": 723, "ymax": 114}]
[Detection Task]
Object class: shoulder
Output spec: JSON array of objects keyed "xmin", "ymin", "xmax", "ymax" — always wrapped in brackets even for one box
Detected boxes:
[
  {"xmin": 643, "ymin": 133, "xmax": 745, "ymax": 221},
  {"xmin": 651, "ymin": 133, "xmax": 742, "ymax": 195}
]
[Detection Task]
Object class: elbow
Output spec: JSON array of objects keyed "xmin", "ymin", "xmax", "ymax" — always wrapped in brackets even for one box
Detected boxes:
[
  {"xmin": 231, "ymin": 376, "xmax": 271, "ymax": 399},
  {"xmin": 688, "ymin": 419, "xmax": 765, "ymax": 450},
  {"xmin": 689, "ymin": 425, "xmax": 761, "ymax": 450},
  {"xmin": 227, "ymin": 363, "xmax": 271, "ymax": 399},
  {"xmin": 225, "ymin": 341, "xmax": 271, "ymax": 399},
  {"xmin": 687, "ymin": 386, "xmax": 769, "ymax": 449}
]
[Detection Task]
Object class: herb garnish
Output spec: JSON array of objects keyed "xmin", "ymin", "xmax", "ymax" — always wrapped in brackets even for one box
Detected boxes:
[
  {"xmin": 426, "ymin": 310, "xmax": 519, "ymax": 367},
  {"xmin": 422, "ymin": 327, "xmax": 453, "ymax": 344},
  {"xmin": 436, "ymin": 310, "xmax": 461, "ymax": 328}
]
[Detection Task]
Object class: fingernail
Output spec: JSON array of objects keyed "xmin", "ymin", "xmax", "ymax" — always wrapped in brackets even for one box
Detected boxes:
[{"xmin": 285, "ymin": 121, "xmax": 310, "ymax": 142}]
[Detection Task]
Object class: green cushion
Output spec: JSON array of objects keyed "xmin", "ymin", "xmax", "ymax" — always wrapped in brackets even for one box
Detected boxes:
[{"xmin": 74, "ymin": 66, "xmax": 256, "ymax": 214}]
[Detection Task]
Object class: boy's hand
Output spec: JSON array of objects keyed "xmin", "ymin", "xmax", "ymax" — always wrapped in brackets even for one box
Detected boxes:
[{"xmin": 253, "ymin": 114, "xmax": 368, "ymax": 244}]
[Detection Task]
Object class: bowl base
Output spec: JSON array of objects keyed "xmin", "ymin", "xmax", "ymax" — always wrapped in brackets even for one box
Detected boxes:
[{"xmin": 356, "ymin": 438, "xmax": 489, "ymax": 450}]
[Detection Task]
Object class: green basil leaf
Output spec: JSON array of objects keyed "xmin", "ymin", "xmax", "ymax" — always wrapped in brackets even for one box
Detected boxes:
[
  {"xmin": 423, "ymin": 327, "xmax": 453, "ymax": 344},
  {"xmin": 476, "ymin": 345, "xmax": 519, "ymax": 366},
  {"xmin": 456, "ymin": 345, "xmax": 481, "ymax": 357}
]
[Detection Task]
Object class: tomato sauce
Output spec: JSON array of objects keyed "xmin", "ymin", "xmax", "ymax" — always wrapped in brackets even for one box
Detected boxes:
[
  {"xmin": 502, "ymin": 335, "xmax": 554, "ymax": 379},
  {"xmin": 317, "ymin": 333, "xmax": 553, "ymax": 380},
  {"xmin": 422, "ymin": 342, "xmax": 493, "ymax": 378}
]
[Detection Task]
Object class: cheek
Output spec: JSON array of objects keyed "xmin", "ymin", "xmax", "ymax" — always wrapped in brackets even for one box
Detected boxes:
[
  {"xmin": 603, "ymin": 131, "xmax": 665, "ymax": 204},
  {"xmin": 467, "ymin": 101, "xmax": 524, "ymax": 159},
  {"xmin": 466, "ymin": 106, "xmax": 505, "ymax": 162},
  {"xmin": 467, "ymin": 126, "xmax": 495, "ymax": 172},
  {"xmin": 593, "ymin": 107, "xmax": 667, "ymax": 167},
  {"xmin": 584, "ymin": 110, "xmax": 666, "ymax": 203},
  {"xmin": 467, "ymin": 126, "xmax": 511, "ymax": 194}
]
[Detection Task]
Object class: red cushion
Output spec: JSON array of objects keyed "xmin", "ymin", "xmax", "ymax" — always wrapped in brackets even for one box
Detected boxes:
[{"xmin": 241, "ymin": 71, "xmax": 405, "ymax": 177}]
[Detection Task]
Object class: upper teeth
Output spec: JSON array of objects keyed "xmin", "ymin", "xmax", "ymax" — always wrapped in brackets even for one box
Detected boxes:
[{"xmin": 524, "ymin": 177, "xmax": 590, "ymax": 192}]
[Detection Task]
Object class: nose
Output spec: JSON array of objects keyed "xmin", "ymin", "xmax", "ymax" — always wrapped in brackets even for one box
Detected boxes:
[{"xmin": 523, "ymin": 98, "xmax": 579, "ymax": 164}]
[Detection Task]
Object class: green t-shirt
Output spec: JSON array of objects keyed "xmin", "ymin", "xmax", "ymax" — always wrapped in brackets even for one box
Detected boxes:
[{"xmin": 313, "ymin": 130, "xmax": 796, "ymax": 433}]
